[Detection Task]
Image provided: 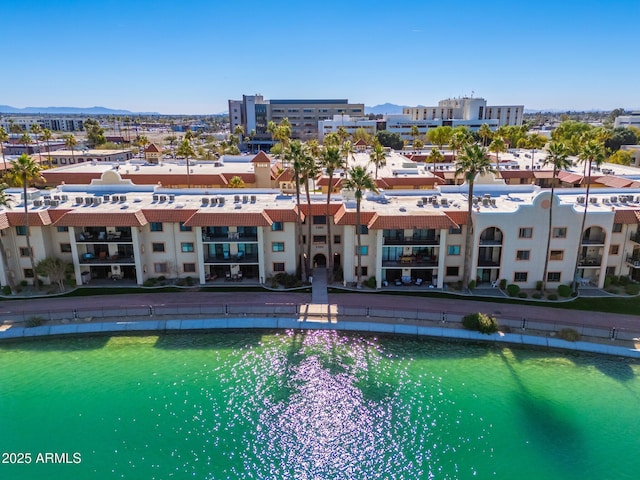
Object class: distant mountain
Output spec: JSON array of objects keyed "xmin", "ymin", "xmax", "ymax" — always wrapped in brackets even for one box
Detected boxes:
[
  {"xmin": 365, "ymin": 103, "xmax": 408, "ymax": 115},
  {"xmin": 0, "ymin": 105, "xmax": 160, "ymax": 115}
]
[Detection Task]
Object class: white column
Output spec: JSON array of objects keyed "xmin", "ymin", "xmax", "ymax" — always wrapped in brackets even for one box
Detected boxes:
[
  {"xmin": 69, "ymin": 227, "xmax": 83, "ymax": 286},
  {"xmin": 132, "ymin": 227, "xmax": 143, "ymax": 285},
  {"xmin": 437, "ymin": 228, "xmax": 447, "ymax": 288},
  {"xmin": 196, "ymin": 227, "xmax": 205, "ymax": 284},
  {"xmin": 257, "ymin": 227, "xmax": 266, "ymax": 284},
  {"xmin": 375, "ymin": 229, "xmax": 383, "ymax": 288}
]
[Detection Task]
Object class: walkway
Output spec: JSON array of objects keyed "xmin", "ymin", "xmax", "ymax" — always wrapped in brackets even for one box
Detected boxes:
[{"xmin": 311, "ymin": 268, "xmax": 328, "ymax": 304}]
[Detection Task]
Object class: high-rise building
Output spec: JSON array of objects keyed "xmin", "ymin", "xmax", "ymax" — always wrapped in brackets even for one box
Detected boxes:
[{"xmin": 404, "ymin": 97, "xmax": 524, "ymax": 127}]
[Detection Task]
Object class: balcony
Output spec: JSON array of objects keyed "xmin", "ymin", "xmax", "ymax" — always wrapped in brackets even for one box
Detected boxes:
[
  {"xmin": 477, "ymin": 259, "xmax": 501, "ymax": 267},
  {"xmin": 630, "ymin": 232, "xmax": 640, "ymax": 244},
  {"xmin": 76, "ymin": 230, "xmax": 133, "ymax": 243},
  {"xmin": 383, "ymin": 236, "xmax": 440, "ymax": 246},
  {"xmin": 382, "ymin": 254, "xmax": 438, "ymax": 268},
  {"xmin": 79, "ymin": 252, "xmax": 135, "ymax": 265},
  {"xmin": 478, "ymin": 236, "xmax": 503, "ymax": 246},
  {"xmin": 626, "ymin": 255, "xmax": 640, "ymax": 268},
  {"xmin": 202, "ymin": 228, "xmax": 258, "ymax": 243},
  {"xmin": 581, "ymin": 227, "xmax": 605, "ymax": 245},
  {"xmin": 579, "ymin": 256, "xmax": 602, "ymax": 267}
]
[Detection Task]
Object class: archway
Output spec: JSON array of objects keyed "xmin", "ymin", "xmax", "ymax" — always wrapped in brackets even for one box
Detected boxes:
[{"xmin": 313, "ymin": 254, "xmax": 327, "ymax": 268}]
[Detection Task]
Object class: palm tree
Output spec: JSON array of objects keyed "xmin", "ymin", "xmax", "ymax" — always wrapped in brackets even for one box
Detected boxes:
[
  {"xmin": 478, "ymin": 123, "xmax": 493, "ymax": 148},
  {"xmin": 449, "ymin": 129, "xmax": 470, "ymax": 163},
  {"xmin": 340, "ymin": 140, "xmax": 355, "ymax": 169},
  {"xmin": 541, "ymin": 142, "xmax": 571, "ymax": 292},
  {"xmin": 426, "ymin": 125, "xmax": 453, "ymax": 151},
  {"xmin": 284, "ymin": 140, "xmax": 306, "ymax": 279},
  {"xmin": 525, "ymin": 133, "xmax": 547, "ymax": 170},
  {"xmin": 0, "ymin": 185, "xmax": 14, "ymax": 291},
  {"xmin": 455, "ymin": 144, "xmax": 495, "ymax": 289},
  {"xmin": 30, "ymin": 124, "xmax": 43, "ymax": 165},
  {"xmin": 488, "ymin": 137, "xmax": 506, "ymax": 171},
  {"xmin": 41, "ymin": 128, "xmax": 54, "ymax": 168},
  {"xmin": 20, "ymin": 133, "xmax": 32, "ymax": 156},
  {"xmin": 410, "ymin": 125, "xmax": 420, "ymax": 148},
  {"xmin": 0, "ymin": 126, "xmax": 8, "ymax": 171},
  {"xmin": 9, "ymin": 154, "xmax": 44, "ymax": 287},
  {"xmin": 64, "ymin": 134, "xmax": 77, "ymax": 163},
  {"xmin": 300, "ymin": 144, "xmax": 319, "ymax": 275},
  {"xmin": 136, "ymin": 134, "xmax": 150, "ymax": 155},
  {"xmin": 176, "ymin": 138, "xmax": 196, "ymax": 188},
  {"xmin": 369, "ymin": 142, "xmax": 386, "ymax": 179},
  {"xmin": 573, "ymin": 139, "xmax": 605, "ymax": 292},
  {"xmin": 343, "ymin": 166, "xmax": 378, "ymax": 287},
  {"xmin": 228, "ymin": 176, "xmax": 245, "ymax": 188},
  {"xmin": 320, "ymin": 145, "xmax": 344, "ymax": 281}
]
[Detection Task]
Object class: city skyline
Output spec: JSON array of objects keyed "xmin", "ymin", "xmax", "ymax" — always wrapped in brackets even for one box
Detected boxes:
[{"xmin": 2, "ymin": 0, "xmax": 639, "ymax": 115}]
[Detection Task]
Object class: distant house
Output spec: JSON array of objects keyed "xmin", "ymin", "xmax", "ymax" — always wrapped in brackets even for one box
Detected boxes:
[{"xmin": 144, "ymin": 143, "xmax": 163, "ymax": 164}]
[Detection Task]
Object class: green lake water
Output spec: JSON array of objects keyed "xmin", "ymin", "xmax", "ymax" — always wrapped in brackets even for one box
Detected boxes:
[{"xmin": 0, "ymin": 330, "xmax": 638, "ymax": 479}]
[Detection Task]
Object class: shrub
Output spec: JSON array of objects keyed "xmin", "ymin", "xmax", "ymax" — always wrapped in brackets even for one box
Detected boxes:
[
  {"xmin": 518, "ymin": 292, "xmax": 528, "ymax": 298},
  {"xmin": 26, "ymin": 316, "xmax": 45, "ymax": 328},
  {"xmin": 2, "ymin": 285, "xmax": 11, "ymax": 295},
  {"xmin": 618, "ymin": 275, "xmax": 630, "ymax": 286},
  {"xmin": 625, "ymin": 283, "xmax": 640, "ymax": 295},
  {"xmin": 462, "ymin": 312, "xmax": 499, "ymax": 334},
  {"xmin": 506, "ymin": 284, "xmax": 520, "ymax": 297},
  {"xmin": 499, "ymin": 279, "xmax": 507, "ymax": 289},
  {"xmin": 557, "ymin": 328, "xmax": 581, "ymax": 342},
  {"xmin": 366, "ymin": 276, "xmax": 377, "ymax": 288},
  {"xmin": 532, "ymin": 292, "xmax": 542, "ymax": 299},
  {"xmin": 468, "ymin": 279, "xmax": 476, "ymax": 290},
  {"xmin": 275, "ymin": 272, "xmax": 301, "ymax": 288},
  {"xmin": 157, "ymin": 275, "xmax": 166, "ymax": 282},
  {"xmin": 535, "ymin": 280, "xmax": 543, "ymax": 291},
  {"xmin": 143, "ymin": 278, "xmax": 158, "ymax": 287},
  {"xmin": 20, "ymin": 280, "xmax": 28, "ymax": 287},
  {"xmin": 185, "ymin": 276, "xmax": 194, "ymax": 286},
  {"xmin": 604, "ymin": 275, "xmax": 614, "ymax": 288},
  {"xmin": 558, "ymin": 284, "xmax": 572, "ymax": 298},
  {"xmin": 547, "ymin": 293, "xmax": 558, "ymax": 301}
]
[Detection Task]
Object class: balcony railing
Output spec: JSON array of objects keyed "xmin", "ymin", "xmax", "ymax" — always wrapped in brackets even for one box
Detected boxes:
[
  {"xmin": 477, "ymin": 259, "xmax": 501, "ymax": 267},
  {"xmin": 204, "ymin": 253, "xmax": 259, "ymax": 264},
  {"xmin": 579, "ymin": 256, "xmax": 602, "ymax": 267},
  {"xmin": 630, "ymin": 232, "xmax": 640, "ymax": 244},
  {"xmin": 626, "ymin": 256, "xmax": 640, "ymax": 268},
  {"xmin": 77, "ymin": 232, "xmax": 133, "ymax": 243},
  {"xmin": 383, "ymin": 236, "xmax": 440, "ymax": 245},
  {"xmin": 79, "ymin": 253, "xmax": 135, "ymax": 264},
  {"xmin": 382, "ymin": 255, "xmax": 438, "ymax": 268},
  {"xmin": 479, "ymin": 236, "xmax": 503, "ymax": 246},
  {"xmin": 581, "ymin": 235, "xmax": 605, "ymax": 245},
  {"xmin": 202, "ymin": 233, "xmax": 258, "ymax": 242}
]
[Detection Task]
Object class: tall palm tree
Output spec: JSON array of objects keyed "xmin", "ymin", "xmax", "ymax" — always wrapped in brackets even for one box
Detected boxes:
[
  {"xmin": 478, "ymin": 123, "xmax": 493, "ymax": 148},
  {"xmin": 20, "ymin": 133, "xmax": 32, "ymax": 157},
  {"xmin": 320, "ymin": 145, "xmax": 344, "ymax": 281},
  {"xmin": 41, "ymin": 128, "xmax": 54, "ymax": 168},
  {"xmin": 176, "ymin": 138, "xmax": 196, "ymax": 188},
  {"xmin": 428, "ymin": 147, "xmax": 444, "ymax": 170},
  {"xmin": 410, "ymin": 125, "xmax": 420, "ymax": 148},
  {"xmin": 488, "ymin": 137, "xmax": 506, "ymax": 171},
  {"xmin": 341, "ymin": 140, "xmax": 355, "ymax": 169},
  {"xmin": 9, "ymin": 154, "xmax": 44, "ymax": 287},
  {"xmin": 64, "ymin": 134, "xmax": 77, "ymax": 163},
  {"xmin": 136, "ymin": 134, "xmax": 150, "ymax": 155},
  {"xmin": 0, "ymin": 185, "xmax": 14, "ymax": 291},
  {"xmin": 369, "ymin": 142, "xmax": 386, "ymax": 179},
  {"xmin": 455, "ymin": 144, "xmax": 495, "ymax": 290},
  {"xmin": 300, "ymin": 144, "xmax": 319, "ymax": 275},
  {"xmin": 525, "ymin": 133, "xmax": 547, "ymax": 170},
  {"xmin": 541, "ymin": 142, "xmax": 571, "ymax": 292},
  {"xmin": 572, "ymin": 139, "xmax": 605, "ymax": 292},
  {"xmin": 343, "ymin": 165, "xmax": 378, "ymax": 287},
  {"xmin": 0, "ymin": 126, "xmax": 8, "ymax": 171},
  {"xmin": 30, "ymin": 123, "xmax": 43, "ymax": 165},
  {"xmin": 449, "ymin": 129, "xmax": 470, "ymax": 163},
  {"xmin": 284, "ymin": 140, "xmax": 306, "ymax": 279}
]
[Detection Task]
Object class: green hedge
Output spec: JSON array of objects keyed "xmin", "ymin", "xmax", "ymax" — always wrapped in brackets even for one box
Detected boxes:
[
  {"xmin": 558, "ymin": 284, "xmax": 572, "ymax": 297},
  {"xmin": 462, "ymin": 312, "xmax": 499, "ymax": 334},
  {"xmin": 506, "ymin": 284, "xmax": 520, "ymax": 297}
]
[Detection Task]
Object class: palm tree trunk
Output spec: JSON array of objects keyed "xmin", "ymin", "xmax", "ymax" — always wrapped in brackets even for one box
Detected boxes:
[
  {"xmin": 294, "ymin": 173, "xmax": 305, "ymax": 281},
  {"xmin": 305, "ymin": 178, "xmax": 312, "ymax": 276},
  {"xmin": 186, "ymin": 156, "xmax": 191, "ymax": 188},
  {"xmin": 573, "ymin": 160, "xmax": 591, "ymax": 293},
  {"xmin": 541, "ymin": 167, "xmax": 557, "ymax": 292},
  {"xmin": 46, "ymin": 140, "xmax": 52, "ymax": 168},
  {"xmin": 22, "ymin": 178, "xmax": 38, "ymax": 289},
  {"xmin": 326, "ymin": 173, "xmax": 334, "ymax": 282},
  {"xmin": 462, "ymin": 182, "xmax": 475, "ymax": 289},
  {"xmin": 356, "ymin": 201, "xmax": 362, "ymax": 287}
]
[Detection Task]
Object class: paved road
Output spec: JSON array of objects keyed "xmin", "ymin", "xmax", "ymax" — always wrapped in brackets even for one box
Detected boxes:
[{"xmin": 0, "ymin": 290, "xmax": 638, "ymax": 330}]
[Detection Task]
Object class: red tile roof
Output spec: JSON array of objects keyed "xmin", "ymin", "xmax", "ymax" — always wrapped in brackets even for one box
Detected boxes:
[
  {"xmin": 264, "ymin": 208, "xmax": 300, "ymax": 223},
  {"xmin": 5, "ymin": 210, "xmax": 53, "ymax": 226},
  {"xmin": 596, "ymin": 175, "xmax": 634, "ymax": 188},
  {"xmin": 0, "ymin": 213, "xmax": 9, "ymax": 230},
  {"xmin": 316, "ymin": 177, "xmax": 343, "ymax": 188},
  {"xmin": 145, "ymin": 143, "xmax": 162, "ymax": 153},
  {"xmin": 379, "ymin": 176, "xmax": 437, "ymax": 187},
  {"xmin": 221, "ymin": 173, "xmax": 256, "ymax": 184},
  {"xmin": 55, "ymin": 211, "xmax": 147, "ymax": 227},
  {"xmin": 184, "ymin": 211, "xmax": 272, "ymax": 227},
  {"xmin": 251, "ymin": 151, "xmax": 271, "ymax": 164},
  {"xmin": 557, "ymin": 171, "xmax": 583, "ymax": 184},
  {"xmin": 142, "ymin": 209, "xmax": 198, "ymax": 223},
  {"xmin": 444, "ymin": 211, "xmax": 469, "ymax": 225},
  {"xmin": 297, "ymin": 203, "xmax": 343, "ymax": 216},
  {"xmin": 499, "ymin": 170, "xmax": 535, "ymax": 179},
  {"xmin": 333, "ymin": 208, "xmax": 376, "ymax": 226},
  {"xmin": 614, "ymin": 209, "xmax": 640, "ymax": 224},
  {"xmin": 368, "ymin": 212, "xmax": 457, "ymax": 229}
]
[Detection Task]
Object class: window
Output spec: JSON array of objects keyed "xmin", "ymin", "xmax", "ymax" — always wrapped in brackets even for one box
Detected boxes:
[
  {"xmin": 547, "ymin": 272, "xmax": 561, "ymax": 282},
  {"xmin": 518, "ymin": 227, "xmax": 533, "ymax": 238},
  {"xmin": 19, "ymin": 247, "xmax": 32, "ymax": 257},
  {"xmin": 273, "ymin": 262, "xmax": 285, "ymax": 272},
  {"xmin": 302, "ymin": 235, "xmax": 306, "ymax": 244},
  {"xmin": 179, "ymin": 222, "xmax": 192, "ymax": 232},
  {"xmin": 355, "ymin": 266, "xmax": 368, "ymax": 276},
  {"xmin": 272, "ymin": 242, "xmax": 285, "ymax": 252},
  {"xmin": 271, "ymin": 222, "xmax": 283, "ymax": 231},
  {"xmin": 446, "ymin": 266, "xmax": 459, "ymax": 276},
  {"xmin": 57, "ymin": 226, "xmax": 69, "ymax": 232},
  {"xmin": 552, "ymin": 227, "xmax": 567, "ymax": 238},
  {"xmin": 150, "ymin": 222, "xmax": 163, "ymax": 232},
  {"xmin": 60, "ymin": 243, "xmax": 72, "ymax": 253},
  {"xmin": 313, "ymin": 215, "xmax": 326, "ymax": 225},
  {"xmin": 313, "ymin": 235, "xmax": 326, "ymax": 244},
  {"xmin": 449, "ymin": 227, "xmax": 462, "ymax": 235},
  {"xmin": 612, "ymin": 223, "xmax": 623, "ymax": 233},
  {"xmin": 181, "ymin": 242, "xmax": 194, "ymax": 253},
  {"xmin": 514, "ymin": 272, "xmax": 528, "ymax": 282},
  {"xmin": 24, "ymin": 268, "xmax": 34, "ymax": 278},
  {"xmin": 16, "ymin": 226, "xmax": 28, "ymax": 236},
  {"xmin": 183, "ymin": 263, "xmax": 196, "ymax": 273},
  {"xmin": 516, "ymin": 250, "xmax": 530, "ymax": 261},
  {"xmin": 154, "ymin": 263, "xmax": 168, "ymax": 274},
  {"xmin": 333, "ymin": 235, "xmax": 341, "ymax": 244},
  {"xmin": 358, "ymin": 225, "xmax": 369, "ymax": 234},
  {"xmin": 152, "ymin": 243, "xmax": 165, "ymax": 253},
  {"xmin": 355, "ymin": 245, "xmax": 368, "ymax": 255},
  {"xmin": 448, "ymin": 245, "xmax": 461, "ymax": 255},
  {"xmin": 609, "ymin": 245, "xmax": 619, "ymax": 255},
  {"xmin": 549, "ymin": 250, "xmax": 564, "ymax": 260}
]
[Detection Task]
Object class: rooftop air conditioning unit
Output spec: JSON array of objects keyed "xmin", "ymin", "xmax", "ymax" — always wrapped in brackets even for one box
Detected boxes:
[
  {"xmin": 590, "ymin": 197, "xmax": 597, "ymax": 204},
  {"xmin": 44, "ymin": 199, "xmax": 51, "ymax": 205},
  {"xmin": 92, "ymin": 197, "xmax": 101, "ymax": 205},
  {"xmin": 242, "ymin": 195, "xmax": 248, "ymax": 203},
  {"xmin": 482, "ymin": 198, "xmax": 489, "ymax": 206},
  {"xmin": 103, "ymin": 195, "xmax": 110, "ymax": 202},
  {"xmin": 472, "ymin": 197, "xmax": 479, "ymax": 205},
  {"xmin": 234, "ymin": 203, "xmax": 242, "ymax": 209},
  {"xmin": 33, "ymin": 200, "xmax": 43, "ymax": 207},
  {"xmin": 577, "ymin": 196, "xmax": 585, "ymax": 203},
  {"xmin": 85, "ymin": 197, "xmax": 92, "ymax": 205},
  {"xmin": 202, "ymin": 197, "xmax": 209, "ymax": 205},
  {"xmin": 76, "ymin": 197, "xmax": 83, "ymax": 205},
  {"xmin": 159, "ymin": 195, "xmax": 167, "ymax": 202},
  {"xmin": 218, "ymin": 197, "xmax": 225, "ymax": 205},
  {"xmin": 621, "ymin": 196, "xmax": 628, "ymax": 203},
  {"xmin": 234, "ymin": 195, "xmax": 240, "ymax": 203},
  {"xmin": 611, "ymin": 196, "xmax": 618, "ymax": 203},
  {"xmin": 50, "ymin": 200, "xmax": 59, "ymax": 207},
  {"xmin": 490, "ymin": 198, "xmax": 497, "ymax": 206},
  {"xmin": 210, "ymin": 197, "xmax": 217, "ymax": 205},
  {"xmin": 250, "ymin": 195, "xmax": 256, "ymax": 203},
  {"xmin": 53, "ymin": 195, "xmax": 60, "ymax": 200},
  {"xmin": 441, "ymin": 198, "xmax": 448, "ymax": 206},
  {"xmin": 61, "ymin": 195, "xmax": 68, "ymax": 202},
  {"xmin": 168, "ymin": 194, "xmax": 175, "ymax": 202},
  {"xmin": 153, "ymin": 195, "xmax": 159, "ymax": 201},
  {"xmin": 417, "ymin": 199, "xmax": 423, "ymax": 207}
]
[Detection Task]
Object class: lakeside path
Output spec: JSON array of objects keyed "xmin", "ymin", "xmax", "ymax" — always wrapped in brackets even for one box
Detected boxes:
[{"xmin": 0, "ymin": 291, "xmax": 638, "ymax": 331}]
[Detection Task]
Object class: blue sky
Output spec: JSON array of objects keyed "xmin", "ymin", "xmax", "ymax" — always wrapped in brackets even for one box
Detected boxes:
[{"xmin": 3, "ymin": 0, "xmax": 639, "ymax": 114}]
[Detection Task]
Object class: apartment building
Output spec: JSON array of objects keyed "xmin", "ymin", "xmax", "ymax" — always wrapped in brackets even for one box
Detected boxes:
[
  {"xmin": 0, "ymin": 117, "xmax": 84, "ymax": 132},
  {"xmin": 2, "ymin": 169, "xmax": 640, "ymax": 291},
  {"xmin": 404, "ymin": 97, "xmax": 524, "ymax": 127}
]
